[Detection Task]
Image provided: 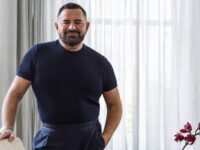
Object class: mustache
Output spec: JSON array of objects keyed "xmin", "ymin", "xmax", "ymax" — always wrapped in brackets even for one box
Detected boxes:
[{"xmin": 66, "ymin": 30, "xmax": 80, "ymax": 34}]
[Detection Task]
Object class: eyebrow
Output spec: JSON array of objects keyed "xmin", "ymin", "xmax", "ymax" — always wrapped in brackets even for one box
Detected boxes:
[
  {"xmin": 58, "ymin": 16, "xmax": 87, "ymax": 21},
  {"xmin": 60, "ymin": 19, "xmax": 85, "ymax": 23}
]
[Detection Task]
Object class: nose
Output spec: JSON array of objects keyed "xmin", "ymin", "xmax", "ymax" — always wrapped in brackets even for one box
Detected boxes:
[{"xmin": 68, "ymin": 23, "xmax": 76, "ymax": 30}]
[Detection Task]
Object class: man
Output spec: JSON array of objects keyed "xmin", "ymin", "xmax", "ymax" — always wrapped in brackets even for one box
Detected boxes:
[{"xmin": 0, "ymin": 3, "xmax": 122, "ymax": 150}]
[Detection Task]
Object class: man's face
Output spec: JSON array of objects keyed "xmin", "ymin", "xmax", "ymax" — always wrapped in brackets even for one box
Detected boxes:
[{"xmin": 55, "ymin": 9, "xmax": 89, "ymax": 47}]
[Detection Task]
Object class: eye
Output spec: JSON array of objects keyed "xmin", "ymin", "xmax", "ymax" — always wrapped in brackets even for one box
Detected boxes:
[
  {"xmin": 62, "ymin": 20, "xmax": 70, "ymax": 25},
  {"xmin": 75, "ymin": 20, "xmax": 83, "ymax": 25}
]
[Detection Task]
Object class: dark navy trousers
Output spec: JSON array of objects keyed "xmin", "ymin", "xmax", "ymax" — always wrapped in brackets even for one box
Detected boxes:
[{"xmin": 32, "ymin": 120, "xmax": 105, "ymax": 150}]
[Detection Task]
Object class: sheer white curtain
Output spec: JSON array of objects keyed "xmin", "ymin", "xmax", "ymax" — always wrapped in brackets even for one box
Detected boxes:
[
  {"xmin": 138, "ymin": 0, "xmax": 200, "ymax": 149},
  {"xmin": 1, "ymin": 0, "xmax": 200, "ymax": 150}
]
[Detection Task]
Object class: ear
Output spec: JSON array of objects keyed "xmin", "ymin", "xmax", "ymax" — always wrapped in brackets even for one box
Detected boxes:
[
  {"xmin": 86, "ymin": 22, "xmax": 90, "ymax": 32},
  {"xmin": 54, "ymin": 21, "xmax": 59, "ymax": 31}
]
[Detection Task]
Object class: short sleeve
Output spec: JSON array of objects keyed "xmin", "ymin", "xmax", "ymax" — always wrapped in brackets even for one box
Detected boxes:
[
  {"xmin": 102, "ymin": 58, "xmax": 117, "ymax": 92},
  {"xmin": 16, "ymin": 45, "xmax": 37, "ymax": 81}
]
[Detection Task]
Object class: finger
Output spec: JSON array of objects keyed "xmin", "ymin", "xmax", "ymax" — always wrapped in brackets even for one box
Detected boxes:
[
  {"xmin": 0, "ymin": 132, "xmax": 9, "ymax": 140},
  {"xmin": 0, "ymin": 131, "xmax": 12, "ymax": 140},
  {"xmin": 8, "ymin": 132, "xmax": 15, "ymax": 142}
]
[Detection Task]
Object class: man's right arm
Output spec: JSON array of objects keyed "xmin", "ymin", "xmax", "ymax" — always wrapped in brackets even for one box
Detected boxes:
[{"xmin": 0, "ymin": 76, "xmax": 31, "ymax": 141}]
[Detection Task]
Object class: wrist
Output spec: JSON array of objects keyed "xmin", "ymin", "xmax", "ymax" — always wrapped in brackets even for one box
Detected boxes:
[
  {"xmin": 102, "ymin": 133, "xmax": 110, "ymax": 146},
  {"xmin": 1, "ymin": 126, "xmax": 14, "ymax": 131}
]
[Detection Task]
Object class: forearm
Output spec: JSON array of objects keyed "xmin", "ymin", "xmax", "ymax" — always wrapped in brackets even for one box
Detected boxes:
[
  {"xmin": 102, "ymin": 102, "xmax": 122, "ymax": 145},
  {"xmin": 2, "ymin": 90, "xmax": 22, "ymax": 130},
  {"xmin": 0, "ymin": 76, "xmax": 30, "ymax": 141}
]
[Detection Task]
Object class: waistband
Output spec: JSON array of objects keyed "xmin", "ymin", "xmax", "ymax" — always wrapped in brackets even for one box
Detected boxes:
[{"xmin": 42, "ymin": 119, "xmax": 98, "ymax": 132}]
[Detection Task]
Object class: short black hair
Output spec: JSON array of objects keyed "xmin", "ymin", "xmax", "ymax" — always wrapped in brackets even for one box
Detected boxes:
[{"xmin": 57, "ymin": 3, "xmax": 87, "ymax": 18}]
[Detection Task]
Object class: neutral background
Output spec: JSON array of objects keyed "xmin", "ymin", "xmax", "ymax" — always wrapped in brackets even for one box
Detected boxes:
[{"xmin": 0, "ymin": 0, "xmax": 200, "ymax": 150}]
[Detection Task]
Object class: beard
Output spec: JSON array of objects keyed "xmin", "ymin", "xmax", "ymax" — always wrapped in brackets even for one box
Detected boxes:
[{"xmin": 59, "ymin": 30, "xmax": 86, "ymax": 47}]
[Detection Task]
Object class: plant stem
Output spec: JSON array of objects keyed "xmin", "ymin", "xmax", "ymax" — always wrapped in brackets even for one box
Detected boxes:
[
  {"xmin": 195, "ymin": 128, "xmax": 199, "ymax": 135},
  {"xmin": 182, "ymin": 142, "xmax": 189, "ymax": 150}
]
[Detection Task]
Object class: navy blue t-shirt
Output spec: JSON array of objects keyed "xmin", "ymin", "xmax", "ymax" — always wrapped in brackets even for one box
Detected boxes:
[{"xmin": 17, "ymin": 40, "xmax": 117, "ymax": 124}]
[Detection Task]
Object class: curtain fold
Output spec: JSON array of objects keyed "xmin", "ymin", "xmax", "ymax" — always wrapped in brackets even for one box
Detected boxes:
[
  {"xmin": 1, "ymin": 0, "xmax": 200, "ymax": 150},
  {"xmin": 0, "ymin": 0, "xmax": 43, "ymax": 149},
  {"xmin": 0, "ymin": 0, "xmax": 18, "ymax": 104}
]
